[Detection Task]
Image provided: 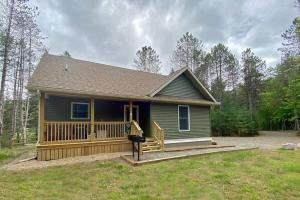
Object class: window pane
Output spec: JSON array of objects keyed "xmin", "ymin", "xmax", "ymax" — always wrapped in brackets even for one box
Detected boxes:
[
  {"xmin": 179, "ymin": 106, "xmax": 188, "ymax": 118},
  {"xmin": 180, "ymin": 118, "xmax": 188, "ymax": 130},
  {"xmin": 179, "ymin": 106, "xmax": 189, "ymax": 131},
  {"xmin": 72, "ymin": 103, "xmax": 89, "ymax": 119}
]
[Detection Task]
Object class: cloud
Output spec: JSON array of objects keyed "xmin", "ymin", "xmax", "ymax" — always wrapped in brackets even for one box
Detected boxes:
[{"xmin": 32, "ymin": 0, "xmax": 298, "ymax": 74}]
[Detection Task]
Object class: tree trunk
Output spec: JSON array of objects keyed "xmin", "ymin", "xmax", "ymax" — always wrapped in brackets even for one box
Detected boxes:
[
  {"xmin": 10, "ymin": 59, "xmax": 20, "ymax": 147},
  {"xmin": 0, "ymin": 0, "xmax": 15, "ymax": 149},
  {"xmin": 18, "ymin": 40, "xmax": 25, "ymax": 143},
  {"xmin": 22, "ymin": 29, "xmax": 33, "ymax": 144}
]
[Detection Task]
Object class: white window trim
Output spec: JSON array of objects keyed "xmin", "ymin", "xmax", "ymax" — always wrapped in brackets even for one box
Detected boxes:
[
  {"xmin": 71, "ymin": 102, "xmax": 90, "ymax": 120},
  {"xmin": 178, "ymin": 105, "xmax": 190, "ymax": 132}
]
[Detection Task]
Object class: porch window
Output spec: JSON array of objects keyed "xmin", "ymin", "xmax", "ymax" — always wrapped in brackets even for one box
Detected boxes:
[
  {"xmin": 71, "ymin": 102, "xmax": 89, "ymax": 119},
  {"xmin": 178, "ymin": 105, "xmax": 190, "ymax": 131}
]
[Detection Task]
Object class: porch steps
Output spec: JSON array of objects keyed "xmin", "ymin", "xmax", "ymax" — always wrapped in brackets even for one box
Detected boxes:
[{"xmin": 141, "ymin": 138, "xmax": 162, "ymax": 153}]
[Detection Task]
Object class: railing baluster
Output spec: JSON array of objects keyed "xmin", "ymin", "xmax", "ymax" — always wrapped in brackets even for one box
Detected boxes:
[{"xmin": 43, "ymin": 121, "xmax": 130, "ymax": 143}]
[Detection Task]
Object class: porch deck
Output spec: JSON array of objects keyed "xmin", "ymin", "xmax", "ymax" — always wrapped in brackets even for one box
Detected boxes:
[
  {"xmin": 37, "ymin": 120, "xmax": 132, "ymax": 160},
  {"xmin": 37, "ymin": 92, "xmax": 165, "ymax": 160}
]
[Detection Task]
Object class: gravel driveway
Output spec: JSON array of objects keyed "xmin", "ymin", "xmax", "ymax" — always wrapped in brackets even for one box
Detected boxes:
[{"xmin": 213, "ymin": 131, "xmax": 300, "ymax": 149}]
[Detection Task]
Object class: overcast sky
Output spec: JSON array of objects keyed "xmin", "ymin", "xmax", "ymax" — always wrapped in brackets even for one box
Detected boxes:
[{"xmin": 32, "ymin": 0, "xmax": 298, "ymax": 74}]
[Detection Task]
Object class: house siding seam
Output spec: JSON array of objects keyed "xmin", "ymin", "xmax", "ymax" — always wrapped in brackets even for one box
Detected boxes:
[
  {"xmin": 150, "ymin": 103, "xmax": 211, "ymax": 140},
  {"xmin": 156, "ymin": 73, "xmax": 204, "ymax": 99}
]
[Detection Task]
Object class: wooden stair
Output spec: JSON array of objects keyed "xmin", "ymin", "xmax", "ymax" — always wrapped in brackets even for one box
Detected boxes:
[{"xmin": 141, "ymin": 137, "xmax": 162, "ymax": 153}]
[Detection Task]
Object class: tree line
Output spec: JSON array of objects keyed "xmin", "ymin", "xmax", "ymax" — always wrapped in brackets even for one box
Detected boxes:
[
  {"xmin": 133, "ymin": 5, "xmax": 300, "ymax": 135},
  {"xmin": 0, "ymin": 0, "xmax": 44, "ymax": 147}
]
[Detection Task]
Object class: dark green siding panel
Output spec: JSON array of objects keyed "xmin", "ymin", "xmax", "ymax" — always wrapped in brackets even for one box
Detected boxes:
[
  {"xmin": 45, "ymin": 96, "xmax": 151, "ymax": 135},
  {"xmin": 157, "ymin": 74, "xmax": 204, "ymax": 99},
  {"xmin": 150, "ymin": 103, "xmax": 211, "ymax": 139},
  {"xmin": 45, "ymin": 96, "xmax": 90, "ymax": 121},
  {"xmin": 94, "ymin": 100, "xmax": 125, "ymax": 121}
]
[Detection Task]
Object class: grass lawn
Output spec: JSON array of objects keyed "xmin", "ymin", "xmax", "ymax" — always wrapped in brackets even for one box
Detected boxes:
[
  {"xmin": 0, "ymin": 145, "xmax": 35, "ymax": 166},
  {"xmin": 0, "ymin": 149, "xmax": 299, "ymax": 200}
]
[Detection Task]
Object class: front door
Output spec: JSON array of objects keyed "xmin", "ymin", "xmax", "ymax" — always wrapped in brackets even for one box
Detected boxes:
[{"xmin": 124, "ymin": 105, "xmax": 139, "ymax": 123}]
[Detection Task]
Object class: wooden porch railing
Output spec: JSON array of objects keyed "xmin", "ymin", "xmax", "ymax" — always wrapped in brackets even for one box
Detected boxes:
[
  {"xmin": 94, "ymin": 121, "xmax": 127, "ymax": 140},
  {"xmin": 130, "ymin": 120, "xmax": 143, "ymax": 155},
  {"xmin": 43, "ymin": 121, "xmax": 128, "ymax": 143},
  {"xmin": 44, "ymin": 121, "xmax": 90, "ymax": 143},
  {"xmin": 130, "ymin": 120, "xmax": 143, "ymax": 136},
  {"xmin": 151, "ymin": 121, "xmax": 165, "ymax": 151}
]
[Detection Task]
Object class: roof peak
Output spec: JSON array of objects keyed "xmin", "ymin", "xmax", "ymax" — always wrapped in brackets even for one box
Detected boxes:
[{"xmin": 44, "ymin": 53, "xmax": 167, "ymax": 77}]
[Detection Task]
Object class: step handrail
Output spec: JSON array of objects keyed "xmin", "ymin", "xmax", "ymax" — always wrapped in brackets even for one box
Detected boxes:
[
  {"xmin": 151, "ymin": 121, "xmax": 165, "ymax": 151},
  {"xmin": 130, "ymin": 120, "xmax": 143, "ymax": 155},
  {"xmin": 130, "ymin": 120, "xmax": 143, "ymax": 136}
]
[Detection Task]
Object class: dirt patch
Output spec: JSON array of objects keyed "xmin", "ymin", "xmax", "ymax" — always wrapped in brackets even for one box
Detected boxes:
[
  {"xmin": 213, "ymin": 131, "xmax": 300, "ymax": 149},
  {"xmin": 1, "ymin": 151, "xmax": 130, "ymax": 171}
]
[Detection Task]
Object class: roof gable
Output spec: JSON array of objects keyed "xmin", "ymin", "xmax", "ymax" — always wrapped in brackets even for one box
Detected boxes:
[
  {"xmin": 156, "ymin": 73, "xmax": 204, "ymax": 99},
  {"xmin": 150, "ymin": 68, "xmax": 217, "ymax": 103}
]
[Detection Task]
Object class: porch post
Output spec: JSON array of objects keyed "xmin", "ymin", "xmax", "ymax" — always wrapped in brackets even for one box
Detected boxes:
[
  {"xmin": 38, "ymin": 92, "xmax": 45, "ymax": 143},
  {"xmin": 129, "ymin": 101, "xmax": 133, "ymax": 122},
  {"xmin": 90, "ymin": 98, "xmax": 95, "ymax": 141}
]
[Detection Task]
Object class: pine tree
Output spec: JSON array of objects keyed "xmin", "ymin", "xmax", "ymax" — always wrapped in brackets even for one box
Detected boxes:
[
  {"xmin": 278, "ymin": 18, "xmax": 300, "ymax": 58},
  {"xmin": 62, "ymin": 50, "xmax": 71, "ymax": 58},
  {"xmin": 133, "ymin": 46, "xmax": 161, "ymax": 74},
  {"xmin": 203, "ymin": 43, "xmax": 239, "ymax": 103},
  {"xmin": 170, "ymin": 32, "xmax": 205, "ymax": 73},
  {"xmin": 241, "ymin": 48, "xmax": 265, "ymax": 115}
]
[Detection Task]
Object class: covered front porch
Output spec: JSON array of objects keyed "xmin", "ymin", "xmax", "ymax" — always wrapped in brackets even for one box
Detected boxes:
[{"xmin": 37, "ymin": 93, "xmax": 164, "ymax": 161}]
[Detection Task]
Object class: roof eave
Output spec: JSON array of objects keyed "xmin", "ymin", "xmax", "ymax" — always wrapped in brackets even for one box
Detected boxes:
[{"xmin": 27, "ymin": 85, "xmax": 219, "ymax": 106}]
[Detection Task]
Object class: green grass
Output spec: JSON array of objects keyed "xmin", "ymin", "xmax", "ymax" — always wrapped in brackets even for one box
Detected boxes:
[
  {"xmin": 0, "ymin": 149, "xmax": 299, "ymax": 200},
  {"xmin": 0, "ymin": 145, "xmax": 35, "ymax": 165}
]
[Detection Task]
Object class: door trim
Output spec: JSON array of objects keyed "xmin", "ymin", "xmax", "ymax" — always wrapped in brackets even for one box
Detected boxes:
[{"xmin": 124, "ymin": 105, "xmax": 139, "ymax": 123}]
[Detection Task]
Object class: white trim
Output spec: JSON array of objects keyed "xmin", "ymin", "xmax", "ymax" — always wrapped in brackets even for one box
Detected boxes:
[
  {"xmin": 71, "ymin": 102, "xmax": 90, "ymax": 120},
  {"xmin": 185, "ymin": 68, "xmax": 218, "ymax": 103},
  {"xmin": 165, "ymin": 137, "xmax": 212, "ymax": 144},
  {"xmin": 178, "ymin": 105, "xmax": 190, "ymax": 132}
]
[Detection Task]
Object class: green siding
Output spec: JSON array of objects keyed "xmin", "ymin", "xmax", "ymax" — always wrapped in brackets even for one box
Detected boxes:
[
  {"xmin": 45, "ymin": 96, "xmax": 90, "ymax": 121},
  {"xmin": 45, "ymin": 96, "xmax": 151, "ymax": 135},
  {"xmin": 94, "ymin": 100, "xmax": 125, "ymax": 121},
  {"xmin": 150, "ymin": 103, "xmax": 211, "ymax": 139},
  {"xmin": 157, "ymin": 73, "xmax": 204, "ymax": 99},
  {"xmin": 46, "ymin": 97, "xmax": 127, "ymax": 121}
]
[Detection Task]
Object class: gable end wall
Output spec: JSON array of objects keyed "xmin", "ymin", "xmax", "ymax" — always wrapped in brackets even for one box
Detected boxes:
[{"xmin": 156, "ymin": 73, "xmax": 204, "ymax": 99}]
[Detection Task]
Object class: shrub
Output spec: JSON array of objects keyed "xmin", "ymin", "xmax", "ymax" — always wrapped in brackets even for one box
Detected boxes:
[{"xmin": 211, "ymin": 106, "xmax": 258, "ymax": 136}]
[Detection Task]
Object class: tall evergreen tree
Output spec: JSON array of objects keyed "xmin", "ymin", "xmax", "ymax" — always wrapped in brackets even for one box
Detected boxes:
[
  {"xmin": 241, "ymin": 48, "xmax": 266, "ymax": 115},
  {"xmin": 170, "ymin": 32, "xmax": 206, "ymax": 73},
  {"xmin": 278, "ymin": 18, "xmax": 300, "ymax": 58},
  {"xmin": 62, "ymin": 50, "xmax": 71, "ymax": 58},
  {"xmin": 203, "ymin": 43, "xmax": 238, "ymax": 103},
  {"xmin": 133, "ymin": 46, "xmax": 161, "ymax": 74},
  {"xmin": 0, "ymin": 0, "xmax": 15, "ymax": 147}
]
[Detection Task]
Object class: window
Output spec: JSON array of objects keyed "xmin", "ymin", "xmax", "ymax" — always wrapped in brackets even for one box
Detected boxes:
[
  {"xmin": 71, "ymin": 102, "xmax": 89, "ymax": 119},
  {"xmin": 178, "ymin": 105, "xmax": 190, "ymax": 131}
]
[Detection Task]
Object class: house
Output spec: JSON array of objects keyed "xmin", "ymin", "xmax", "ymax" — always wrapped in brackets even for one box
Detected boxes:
[{"xmin": 27, "ymin": 53, "xmax": 219, "ymax": 161}]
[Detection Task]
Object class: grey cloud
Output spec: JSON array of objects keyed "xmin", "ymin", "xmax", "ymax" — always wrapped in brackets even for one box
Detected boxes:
[{"xmin": 33, "ymin": 0, "xmax": 298, "ymax": 74}]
